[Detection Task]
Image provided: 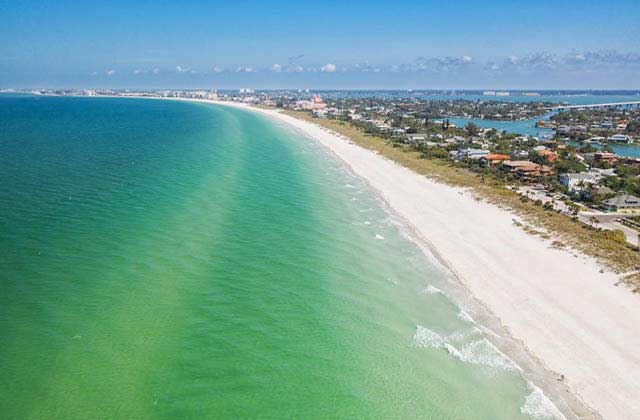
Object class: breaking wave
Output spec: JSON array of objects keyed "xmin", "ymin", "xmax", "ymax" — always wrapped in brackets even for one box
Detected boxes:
[
  {"xmin": 521, "ymin": 386, "xmax": 567, "ymax": 420},
  {"xmin": 413, "ymin": 326, "xmax": 519, "ymax": 373}
]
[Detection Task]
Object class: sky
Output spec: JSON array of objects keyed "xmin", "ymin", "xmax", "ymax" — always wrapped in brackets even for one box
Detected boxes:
[{"xmin": 1, "ymin": 0, "xmax": 639, "ymax": 89}]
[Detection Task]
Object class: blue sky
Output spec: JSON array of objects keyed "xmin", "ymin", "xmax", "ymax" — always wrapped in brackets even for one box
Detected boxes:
[{"xmin": 1, "ymin": 0, "xmax": 639, "ymax": 89}]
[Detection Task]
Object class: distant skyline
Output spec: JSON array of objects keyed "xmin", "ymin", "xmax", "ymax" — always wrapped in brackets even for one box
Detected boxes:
[{"xmin": 1, "ymin": 1, "xmax": 640, "ymax": 89}]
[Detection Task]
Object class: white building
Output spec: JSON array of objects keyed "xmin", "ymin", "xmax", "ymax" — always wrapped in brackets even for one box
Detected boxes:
[
  {"xmin": 559, "ymin": 173, "xmax": 600, "ymax": 192},
  {"xmin": 457, "ymin": 148, "xmax": 489, "ymax": 160},
  {"xmin": 608, "ymin": 134, "xmax": 632, "ymax": 143}
]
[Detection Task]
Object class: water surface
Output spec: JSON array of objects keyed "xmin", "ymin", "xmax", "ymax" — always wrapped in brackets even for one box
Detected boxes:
[{"xmin": 1, "ymin": 96, "xmax": 561, "ymax": 419}]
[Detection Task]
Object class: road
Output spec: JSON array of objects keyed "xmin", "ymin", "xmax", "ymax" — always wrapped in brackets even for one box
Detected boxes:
[{"xmin": 517, "ymin": 186, "xmax": 640, "ymax": 245}]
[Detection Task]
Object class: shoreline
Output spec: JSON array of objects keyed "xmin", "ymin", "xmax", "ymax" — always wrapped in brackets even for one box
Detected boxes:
[
  {"xmin": 69, "ymin": 95, "xmax": 638, "ymax": 419},
  {"xmin": 200, "ymin": 99, "xmax": 640, "ymax": 420}
]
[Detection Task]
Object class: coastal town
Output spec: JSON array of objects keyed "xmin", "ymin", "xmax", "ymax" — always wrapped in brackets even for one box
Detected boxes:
[
  {"xmin": 13, "ymin": 87, "xmax": 640, "ymax": 246},
  {"xmin": 7, "ymin": 2, "xmax": 640, "ymax": 419},
  {"xmin": 233, "ymin": 89, "xmax": 640, "ymax": 246}
]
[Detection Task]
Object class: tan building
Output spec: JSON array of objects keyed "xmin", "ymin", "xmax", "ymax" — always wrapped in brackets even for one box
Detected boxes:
[{"xmin": 603, "ymin": 194, "xmax": 640, "ymax": 213}]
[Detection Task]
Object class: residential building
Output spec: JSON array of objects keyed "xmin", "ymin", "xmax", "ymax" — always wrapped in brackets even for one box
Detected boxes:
[
  {"xmin": 483, "ymin": 153, "xmax": 510, "ymax": 165},
  {"xmin": 457, "ymin": 148, "xmax": 489, "ymax": 160},
  {"xmin": 559, "ymin": 172, "xmax": 600, "ymax": 192},
  {"xmin": 603, "ymin": 194, "xmax": 640, "ymax": 213},
  {"xmin": 607, "ymin": 134, "xmax": 632, "ymax": 143},
  {"xmin": 537, "ymin": 149, "xmax": 558, "ymax": 162},
  {"xmin": 405, "ymin": 134, "xmax": 427, "ymax": 143},
  {"xmin": 502, "ymin": 161, "xmax": 552, "ymax": 178},
  {"xmin": 594, "ymin": 152, "xmax": 618, "ymax": 165}
]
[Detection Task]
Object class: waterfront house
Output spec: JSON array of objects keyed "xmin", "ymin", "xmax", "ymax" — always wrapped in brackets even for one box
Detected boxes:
[
  {"xmin": 607, "ymin": 134, "xmax": 632, "ymax": 143},
  {"xmin": 585, "ymin": 136, "xmax": 605, "ymax": 144},
  {"xmin": 594, "ymin": 152, "xmax": 618, "ymax": 165},
  {"xmin": 603, "ymin": 194, "xmax": 640, "ymax": 213}
]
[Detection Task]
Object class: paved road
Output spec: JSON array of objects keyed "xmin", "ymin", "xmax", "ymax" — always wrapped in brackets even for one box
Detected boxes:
[
  {"xmin": 517, "ymin": 187, "xmax": 640, "ymax": 245},
  {"xmin": 580, "ymin": 211, "xmax": 640, "ymax": 245}
]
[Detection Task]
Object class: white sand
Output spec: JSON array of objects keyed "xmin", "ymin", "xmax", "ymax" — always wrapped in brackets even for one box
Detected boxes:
[{"xmin": 197, "ymin": 99, "xmax": 639, "ymax": 419}]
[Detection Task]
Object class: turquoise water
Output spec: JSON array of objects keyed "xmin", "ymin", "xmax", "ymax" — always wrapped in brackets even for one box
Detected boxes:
[{"xmin": 1, "ymin": 96, "xmax": 559, "ymax": 419}]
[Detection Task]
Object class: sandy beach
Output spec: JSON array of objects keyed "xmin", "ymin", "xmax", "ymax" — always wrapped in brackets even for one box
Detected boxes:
[{"xmin": 201, "ymin": 100, "xmax": 640, "ymax": 420}]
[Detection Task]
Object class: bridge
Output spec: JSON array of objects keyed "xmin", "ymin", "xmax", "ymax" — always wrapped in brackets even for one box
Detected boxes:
[{"xmin": 547, "ymin": 101, "xmax": 640, "ymax": 111}]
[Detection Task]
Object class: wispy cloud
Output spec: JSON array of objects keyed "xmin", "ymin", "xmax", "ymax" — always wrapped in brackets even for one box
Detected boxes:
[
  {"xmin": 320, "ymin": 63, "xmax": 336, "ymax": 73},
  {"xmin": 288, "ymin": 54, "xmax": 305, "ymax": 65},
  {"xmin": 92, "ymin": 49, "xmax": 639, "ymax": 83},
  {"xmin": 486, "ymin": 50, "xmax": 640, "ymax": 74}
]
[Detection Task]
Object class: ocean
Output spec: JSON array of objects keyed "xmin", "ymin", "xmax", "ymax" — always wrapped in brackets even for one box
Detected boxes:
[{"xmin": 0, "ymin": 95, "xmax": 562, "ymax": 419}]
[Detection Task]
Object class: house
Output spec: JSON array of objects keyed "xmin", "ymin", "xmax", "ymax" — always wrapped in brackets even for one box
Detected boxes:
[
  {"xmin": 537, "ymin": 149, "xmax": 558, "ymax": 163},
  {"xmin": 594, "ymin": 152, "xmax": 618, "ymax": 165},
  {"xmin": 607, "ymin": 134, "xmax": 632, "ymax": 143},
  {"xmin": 483, "ymin": 153, "xmax": 510, "ymax": 165},
  {"xmin": 312, "ymin": 109, "xmax": 328, "ymax": 118},
  {"xmin": 392, "ymin": 128, "xmax": 406, "ymax": 137},
  {"xmin": 601, "ymin": 121, "xmax": 614, "ymax": 129},
  {"xmin": 502, "ymin": 161, "xmax": 552, "ymax": 178},
  {"xmin": 457, "ymin": 148, "xmax": 489, "ymax": 160},
  {"xmin": 559, "ymin": 172, "xmax": 600, "ymax": 192},
  {"xmin": 585, "ymin": 136, "xmax": 605, "ymax": 144},
  {"xmin": 603, "ymin": 194, "xmax": 640, "ymax": 213},
  {"xmin": 511, "ymin": 150, "xmax": 529, "ymax": 159},
  {"xmin": 405, "ymin": 134, "xmax": 427, "ymax": 144},
  {"xmin": 590, "ymin": 167, "xmax": 616, "ymax": 177}
]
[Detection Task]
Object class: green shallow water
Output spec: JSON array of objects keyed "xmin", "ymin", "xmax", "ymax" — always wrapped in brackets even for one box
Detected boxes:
[{"xmin": 1, "ymin": 96, "xmax": 557, "ymax": 419}]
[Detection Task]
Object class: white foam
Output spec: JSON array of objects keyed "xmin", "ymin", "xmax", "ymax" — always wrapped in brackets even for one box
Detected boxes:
[
  {"xmin": 422, "ymin": 285, "xmax": 444, "ymax": 295},
  {"xmin": 446, "ymin": 339, "xmax": 520, "ymax": 372},
  {"xmin": 456, "ymin": 310, "xmax": 501, "ymax": 338},
  {"xmin": 413, "ymin": 326, "xmax": 446, "ymax": 348},
  {"xmin": 414, "ymin": 325, "xmax": 480, "ymax": 347},
  {"xmin": 521, "ymin": 386, "xmax": 567, "ymax": 420},
  {"xmin": 414, "ymin": 326, "xmax": 520, "ymax": 373},
  {"xmin": 457, "ymin": 309, "xmax": 475, "ymax": 323},
  {"xmin": 445, "ymin": 327, "xmax": 481, "ymax": 342},
  {"xmin": 375, "ymin": 234, "xmax": 385, "ymax": 240}
]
